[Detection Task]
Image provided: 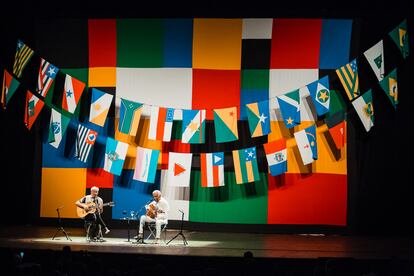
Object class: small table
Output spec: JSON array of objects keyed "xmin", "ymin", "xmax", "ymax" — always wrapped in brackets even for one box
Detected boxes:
[{"xmin": 121, "ymin": 216, "xmax": 137, "ymax": 242}]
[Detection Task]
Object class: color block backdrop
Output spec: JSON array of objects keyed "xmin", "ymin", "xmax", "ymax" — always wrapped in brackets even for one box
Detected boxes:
[{"xmin": 39, "ymin": 18, "xmax": 351, "ymax": 226}]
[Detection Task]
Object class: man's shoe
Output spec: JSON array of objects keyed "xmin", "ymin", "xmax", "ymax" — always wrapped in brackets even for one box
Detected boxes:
[
  {"xmin": 104, "ymin": 228, "xmax": 110, "ymax": 235},
  {"xmin": 154, "ymin": 238, "xmax": 160, "ymax": 244}
]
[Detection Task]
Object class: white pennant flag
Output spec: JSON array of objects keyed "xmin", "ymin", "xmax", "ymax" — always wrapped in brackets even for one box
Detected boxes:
[{"xmin": 364, "ymin": 40, "xmax": 384, "ymax": 81}]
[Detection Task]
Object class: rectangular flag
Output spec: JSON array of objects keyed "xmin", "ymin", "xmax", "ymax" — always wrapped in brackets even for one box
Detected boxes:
[
  {"xmin": 276, "ymin": 89, "xmax": 301, "ymax": 129},
  {"xmin": 389, "ymin": 19, "xmax": 409, "ymax": 59},
  {"xmin": 307, "ymin": 76, "xmax": 330, "ymax": 116},
  {"xmin": 263, "ymin": 139, "xmax": 287, "ymax": 176},
  {"xmin": 352, "ymin": 90, "xmax": 374, "ymax": 132},
  {"xmin": 1, "ymin": 69, "xmax": 20, "ymax": 109},
  {"xmin": 134, "ymin": 146, "xmax": 160, "ymax": 183},
  {"xmin": 37, "ymin": 58, "xmax": 59, "ymax": 97},
  {"xmin": 246, "ymin": 100, "xmax": 271, "ymax": 137},
  {"xmin": 104, "ymin": 137, "xmax": 128, "ymax": 176},
  {"xmin": 148, "ymin": 106, "xmax": 174, "ymax": 141},
  {"xmin": 182, "ymin": 109, "xmax": 206, "ymax": 143},
  {"xmin": 13, "ymin": 40, "xmax": 34, "ymax": 78},
  {"xmin": 89, "ymin": 88, "xmax": 113, "ymax": 126},
  {"xmin": 364, "ymin": 40, "xmax": 384, "ymax": 81},
  {"xmin": 379, "ymin": 68, "xmax": 398, "ymax": 108},
  {"xmin": 213, "ymin": 106, "xmax": 239, "ymax": 143},
  {"xmin": 200, "ymin": 152, "xmax": 225, "ymax": 187},
  {"xmin": 325, "ymin": 111, "xmax": 346, "ymax": 150},
  {"xmin": 48, "ymin": 108, "xmax": 70, "ymax": 149},
  {"xmin": 232, "ymin": 147, "xmax": 260, "ymax": 184},
  {"xmin": 294, "ymin": 125, "xmax": 318, "ymax": 165},
  {"xmin": 75, "ymin": 124, "xmax": 98, "ymax": 162},
  {"xmin": 167, "ymin": 152, "xmax": 192, "ymax": 187},
  {"xmin": 119, "ymin": 98, "xmax": 143, "ymax": 135},
  {"xmin": 62, "ymin": 74, "xmax": 86, "ymax": 114},
  {"xmin": 336, "ymin": 59, "xmax": 360, "ymax": 101},
  {"xmin": 24, "ymin": 90, "xmax": 44, "ymax": 130}
]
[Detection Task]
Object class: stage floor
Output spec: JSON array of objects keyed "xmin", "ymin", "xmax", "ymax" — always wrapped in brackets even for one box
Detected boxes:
[{"xmin": 1, "ymin": 225, "xmax": 413, "ymax": 260}]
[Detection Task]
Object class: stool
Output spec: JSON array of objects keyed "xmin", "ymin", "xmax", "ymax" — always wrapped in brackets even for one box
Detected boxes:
[{"xmin": 145, "ymin": 222, "xmax": 167, "ymax": 243}]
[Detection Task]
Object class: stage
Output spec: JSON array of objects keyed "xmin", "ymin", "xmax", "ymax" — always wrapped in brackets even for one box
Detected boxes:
[{"xmin": 1, "ymin": 225, "xmax": 413, "ymax": 260}]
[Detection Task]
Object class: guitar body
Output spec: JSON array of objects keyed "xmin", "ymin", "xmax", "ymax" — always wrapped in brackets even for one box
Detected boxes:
[
  {"xmin": 77, "ymin": 201, "xmax": 115, "ymax": 218},
  {"xmin": 146, "ymin": 202, "xmax": 157, "ymax": 219}
]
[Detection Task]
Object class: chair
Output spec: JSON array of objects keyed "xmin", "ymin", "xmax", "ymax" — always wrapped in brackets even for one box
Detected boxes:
[
  {"xmin": 145, "ymin": 221, "xmax": 167, "ymax": 243},
  {"xmin": 85, "ymin": 221, "xmax": 103, "ymax": 242}
]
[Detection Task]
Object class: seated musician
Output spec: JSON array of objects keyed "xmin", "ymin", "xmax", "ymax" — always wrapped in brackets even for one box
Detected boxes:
[
  {"xmin": 136, "ymin": 190, "xmax": 169, "ymax": 244},
  {"xmin": 75, "ymin": 186, "xmax": 110, "ymax": 241}
]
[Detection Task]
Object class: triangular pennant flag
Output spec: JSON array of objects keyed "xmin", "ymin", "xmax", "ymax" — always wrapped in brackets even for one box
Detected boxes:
[
  {"xmin": 167, "ymin": 152, "xmax": 192, "ymax": 187},
  {"xmin": 263, "ymin": 139, "xmax": 288, "ymax": 176},
  {"xmin": 352, "ymin": 90, "xmax": 374, "ymax": 132},
  {"xmin": 89, "ymin": 88, "xmax": 113, "ymax": 126},
  {"xmin": 379, "ymin": 68, "xmax": 398, "ymax": 108},
  {"xmin": 232, "ymin": 147, "xmax": 260, "ymax": 184},
  {"xmin": 182, "ymin": 109, "xmax": 206, "ymax": 143},
  {"xmin": 62, "ymin": 74, "xmax": 86, "ymax": 114},
  {"xmin": 133, "ymin": 146, "xmax": 160, "ymax": 183},
  {"xmin": 119, "ymin": 98, "xmax": 143, "ymax": 136},
  {"xmin": 1, "ymin": 69, "xmax": 20, "ymax": 109},
  {"xmin": 336, "ymin": 59, "xmax": 360, "ymax": 101},
  {"xmin": 246, "ymin": 100, "xmax": 271, "ymax": 137},
  {"xmin": 389, "ymin": 19, "xmax": 409, "ymax": 59},
  {"xmin": 213, "ymin": 107, "xmax": 239, "ymax": 143},
  {"xmin": 37, "ymin": 58, "xmax": 59, "ymax": 97},
  {"xmin": 364, "ymin": 40, "xmax": 384, "ymax": 81},
  {"xmin": 24, "ymin": 90, "xmax": 44, "ymax": 130},
  {"xmin": 276, "ymin": 89, "xmax": 301, "ymax": 129},
  {"xmin": 48, "ymin": 108, "xmax": 70, "ymax": 149},
  {"xmin": 13, "ymin": 40, "xmax": 34, "ymax": 78},
  {"xmin": 294, "ymin": 125, "xmax": 318, "ymax": 165},
  {"xmin": 307, "ymin": 76, "xmax": 330, "ymax": 116},
  {"xmin": 200, "ymin": 152, "xmax": 225, "ymax": 187},
  {"xmin": 104, "ymin": 138, "xmax": 128, "ymax": 176}
]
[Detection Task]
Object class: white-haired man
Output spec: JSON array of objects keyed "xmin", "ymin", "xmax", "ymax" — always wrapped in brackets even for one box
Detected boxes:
[
  {"xmin": 136, "ymin": 190, "xmax": 169, "ymax": 244},
  {"xmin": 76, "ymin": 186, "xmax": 110, "ymax": 241}
]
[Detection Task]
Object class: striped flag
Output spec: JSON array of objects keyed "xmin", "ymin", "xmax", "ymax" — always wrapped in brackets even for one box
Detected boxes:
[
  {"xmin": 294, "ymin": 125, "xmax": 318, "ymax": 165},
  {"xmin": 133, "ymin": 146, "xmax": 160, "ymax": 183},
  {"xmin": 24, "ymin": 90, "xmax": 44, "ymax": 130},
  {"xmin": 89, "ymin": 88, "xmax": 113, "ymax": 126},
  {"xmin": 182, "ymin": 109, "xmax": 206, "ymax": 143},
  {"xmin": 104, "ymin": 138, "xmax": 128, "ymax": 176},
  {"xmin": 75, "ymin": 124, "xmax": 98, "ymax": 162},
  {"xmin": 336, "ymin": 59, "xmax": 360, "ymax": 101},
  {"xmin": 37, "ymin": 58, "xmax": 59, "ymax": 97},
  {"xmin": 263, "ymin": 139, "xmax": 287, "ymax": 176},
  {"xmin": 200, "ymin": 152, "xmax": 225, "ymax": 187},
  {"xmin": 1, "ymin": 69, "xmax": 20, "ymax": 109},
  {"xmin": 148, "ymin": 106, "xmax": 174, "ymax": 141},
  {"xmin": 48, "ymin": 108, "xmax": 70, "ymax": 149},
  {"xmin": 13, "ymin": 40, "xmax": 34, "ymax": 78},
  {"xmin": 62, "ymin": 74, "xmax": 86, "ymax": 114},
  {"xmin": 276, "ymin": 89, "xmax": 301, "ymax": 129},
  {"xmin": 119, "ymin": 98, "xmax": 143, "ymax": 136},
  {"xmin": 232, "ymin": 147, "xmax": 260, "ymax": 184}
]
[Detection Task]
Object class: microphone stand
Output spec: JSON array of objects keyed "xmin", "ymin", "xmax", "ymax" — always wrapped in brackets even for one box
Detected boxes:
[
  {"xmin": 52, "ymin": 207, "xmax": 71, "ymax": 241},
  {"xmin": 167, "ymin": 210, "xmax": 188, "ymax": 246}
]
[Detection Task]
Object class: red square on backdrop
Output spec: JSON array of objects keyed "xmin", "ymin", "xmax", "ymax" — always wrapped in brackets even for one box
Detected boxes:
[
  {"xmin": 86, "ymin": 168, "xmax": 114, "ymax": 189},
  {"xmin": 192, "ymin": 69, "xmax": 241, "ymax": 120},
  {"xmin": 88, "ymin": 19, "xmax": 117, "ymax": 67},
  {"xmin": 270, "ymin": 19, "xmax": 322, "ymax": 69}
]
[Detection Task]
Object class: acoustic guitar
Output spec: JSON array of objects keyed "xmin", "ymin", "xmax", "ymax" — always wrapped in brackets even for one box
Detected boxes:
[
  {"xmin": 77, "ymin": 201, "xmax": 115, "ymax": 218},
  {"xmin": 146, "ymin": 202, "xmax": 157, "ymax": 219}
]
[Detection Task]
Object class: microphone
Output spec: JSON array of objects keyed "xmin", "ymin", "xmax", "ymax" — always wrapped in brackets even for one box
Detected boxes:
[{"xmin": 179, "ymin": 209, "xmax": 184, "ymax": 213}]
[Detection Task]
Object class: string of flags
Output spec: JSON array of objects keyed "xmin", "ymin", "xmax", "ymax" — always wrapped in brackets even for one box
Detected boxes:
[{"xmin": 1, "ymin": 19, "xmax": 409, "ymax": 188}]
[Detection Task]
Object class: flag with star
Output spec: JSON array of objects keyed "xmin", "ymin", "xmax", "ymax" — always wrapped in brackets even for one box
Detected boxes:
[
  {"xmin": 352, "ymin": 90, "xmax": 374, "ymax": 132},
  {"xmin": 13, "ymin": 39, "xmax": 34, "ymax": 78},
  {"xmin": 246, "ymin": 100, "xmax": 271, "ymax": 137},
  {"xmin": 62, "ymin": 74, "xmax": 86, "ymax": 114},
  {"xmin": 379, "ymin": 68, "xmax": 398, "ymax": 108},
  {"xmin": 24, "ymin": 90, "xmax": 44, "ymax": 130},
  {"xmin": 118, "ymin": 98, "xmax": 143, "ymax": 136},
  {"xmin": 48, "ymin": 108, "xmax": 70, "ymax": 149},
  {"xmin": 307, "ymin": 76, "xmax": 330, "ymax": 116},
  {"xmin": 104, "ymin": 137, "xmax": 128, "ymax": 176},
  {"xmin": 182, "ymin": 109, "xmax": 206, "ymax": 143},
  {"xmin": 232, "ymin": 146, "xmax": 260, "ymax": 184},
  {"xmin": 213, "ymin": 106, "xmax": 239, "ymax": 143},
  {"xmin": 1, "ymin": 69, "xmax": 20, "ymax": 109},
  {"xmin": 200, "ymin": 152, "xmax": 225, "ymax": 187},
  {"xmin": 364, "ymin": 40, "xmax": 384, "ymax": 81},
  {"xmin": 75, "ymin": 124, "xmax": 98, "ymax": 162},
  {"xmin": 336, "ymin": 59, "xmax": 360, "ymax": 101},
  {"xmin": 276, "ymin": 89, "xmax": 301, "ymax": 129},
  {"xmin": 263, "ymin": 139, "xmax": 287, "ymax": 176},
  {"xmin": 389, "ymin": 19, "xmax": 409, "ymax": 59},
  {"xmin": 37, "ymin": 58, "xmax": 59, "ymax": 97},
  {"xmin": 89, "ymin": 88, "xmax": 113, "ymax": 126},
  {"xmin": 294, "ymin": 125, "xmax": 318, "ymax": 165},
  {"xmin": 148, "ymin": 106, "xmax": 175, "ymax": 141},
  {"xmin": 134, "ymin": 146, "xmax": 160, "ymax": 183}
]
